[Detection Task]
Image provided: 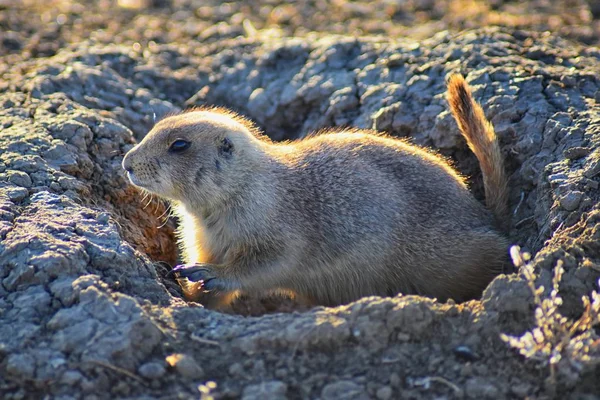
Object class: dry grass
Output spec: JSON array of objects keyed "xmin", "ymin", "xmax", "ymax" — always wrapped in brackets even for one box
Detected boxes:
[{"xmin": 501, "ymin": 247, "xmax": 600, "ymax": 386}]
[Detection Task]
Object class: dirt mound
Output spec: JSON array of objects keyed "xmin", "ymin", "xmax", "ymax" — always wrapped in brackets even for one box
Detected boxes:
[{"xmin": 1, "ymin": 2, "xmax": 600, "ymax": 399}]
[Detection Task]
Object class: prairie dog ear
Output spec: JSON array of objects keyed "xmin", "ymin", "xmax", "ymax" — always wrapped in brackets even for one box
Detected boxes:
[{"xmin": 218, "ymin": 137, "xmax": 234, "ymax": 157}]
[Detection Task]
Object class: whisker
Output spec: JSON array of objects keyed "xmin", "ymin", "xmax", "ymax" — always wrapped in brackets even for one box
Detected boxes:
[
  {"xmin": 156, "ymin": 202, "xmax": 171, "ymax": 220},
  {"xmin": 157, "ymin": 204, "xmax": 173, "ymax": 229},
  {"xmin": 143, "ymin": 193, "xmax": 153, "ymax": 210},
  {"xmin": 153, "ymin": 196, "xmax": 161, "ymax": 214}
]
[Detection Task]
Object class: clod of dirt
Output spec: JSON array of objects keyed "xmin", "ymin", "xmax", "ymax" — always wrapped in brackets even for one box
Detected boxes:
[{"xmin": 166, "ymin": 353, "xmax": 204, "ymax": 380}]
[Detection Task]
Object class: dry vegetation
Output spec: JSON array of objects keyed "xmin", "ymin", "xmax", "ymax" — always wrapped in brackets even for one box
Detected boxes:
[{"xmin": 502, "ymin": 247, "xmax": 600, "ymax": 390}]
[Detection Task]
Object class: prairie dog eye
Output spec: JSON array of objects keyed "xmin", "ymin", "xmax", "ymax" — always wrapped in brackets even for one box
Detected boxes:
[
  {"xmin": 169, "ymin": 139, "xmax": 191, "ymax": 153},
  {"xmin": 219, "ymin": 137, "xmax": 234, "ymax": 157}
]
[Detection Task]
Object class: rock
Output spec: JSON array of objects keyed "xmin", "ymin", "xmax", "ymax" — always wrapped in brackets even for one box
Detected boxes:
[
  {"xmin": 548, "ymin": 173, "xmax": 568, "ymax": 186},
  {"xmin": 6, "ymin": 170, "xmax": 32, "ymax": 188},
  {"xmin": 5, "ymin": 187, "xmax": 27, "ymax": 202},
  {"xmin": 465, "ymin": 377, "xmax": 500, "ymax": 399},
  {"xmin": 321, "ymin": 381, "xmax": 369, "ymax": 400},
  {"xmin": 228, "ymin": 362, "xmax": 244, "ymax": 377},
  {"xmin": 583, "ymin": 158, "xmax": 600, "ymax": 178},
  {"xmin": 61, "ymin": 370, "xmax": 84, "ymax": 385},
  {"xmin": 12, "ymin": 157, "xmax": 44, "ymax": 173},
  {"xmin": 5, "ymin": 353, "xmax": 36, "ymax": 379},
  {"xmin": 564, "ymin": 146, "xmax": 591, "ymax": 160},
  {"xmin": 560, "ymin": 190, "xmax": 584, "ymax": 211},
  {"xmin": 138, "ymin": 362, "xmax": 166, "ymax": 379},
  {"xmin": 242, "ymin": 380, "xmax": 287, "ymax": 400},
  {"xmin": 510, "ymin": 382, "xmax": 533, "ymax": 397},
  {"xmin": 2, "ymin": 264, "xmax": 36, "ymax": 291},
  {"xmin": 165, "ymin": 354, "xmax": 204, "ymax": 380},
  {"xmin": 376, "ymin": 386, "xmax": 393, "ymax": 400}
]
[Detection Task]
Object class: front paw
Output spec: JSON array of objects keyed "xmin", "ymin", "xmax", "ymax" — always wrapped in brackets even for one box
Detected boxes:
[{"xmin": 171, "ymin": 264, "xmax": 228, "ymax": 291}]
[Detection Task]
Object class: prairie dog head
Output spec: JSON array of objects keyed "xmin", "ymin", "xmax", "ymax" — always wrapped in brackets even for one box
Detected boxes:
[{"xmin": 122, "ymin": 109, "xmax": 267, "ymax": 207}]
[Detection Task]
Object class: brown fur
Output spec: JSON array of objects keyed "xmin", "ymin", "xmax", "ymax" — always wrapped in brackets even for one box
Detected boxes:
[
  {"xmin": 447, "ymin": 74, "xmax": 509, "ymax": 223},
  {"xmin": 122, "ymin": 74, "xmax": 509, "ymax": 308}
]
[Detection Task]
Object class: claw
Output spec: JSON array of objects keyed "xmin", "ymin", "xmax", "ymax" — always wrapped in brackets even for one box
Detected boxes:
[
  {"xmin": 166, "ymin": 264, "xmax": 186, "ymax": 278},
  {"xmin": 171, "ymin": 264, "xmax": 215, "ymax": 281},
  {"xmin": 169, "ymin": 264, "xmax": 227, "ymax": 291}
]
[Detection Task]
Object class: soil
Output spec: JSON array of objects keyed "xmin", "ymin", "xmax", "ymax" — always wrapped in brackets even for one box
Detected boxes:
[{"xmin": 1, "ymin": 1, "xmax": 600, "ymax": 399}]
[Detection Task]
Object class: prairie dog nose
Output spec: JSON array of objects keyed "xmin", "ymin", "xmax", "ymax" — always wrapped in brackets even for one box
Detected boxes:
[{"xmin": 122, "ymin": 151, "xmax": 134, "ymax": 173}]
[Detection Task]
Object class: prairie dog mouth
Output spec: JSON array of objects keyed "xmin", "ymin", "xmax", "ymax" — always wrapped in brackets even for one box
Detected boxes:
[{"xmin": 126, "ymin": 171, "xmax": 146, "ymax": 188}]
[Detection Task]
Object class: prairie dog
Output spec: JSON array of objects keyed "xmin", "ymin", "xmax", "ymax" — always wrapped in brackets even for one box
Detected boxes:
[{"xmin": 122, "ymin": 74, "xmax": 509, "ymax": 307}]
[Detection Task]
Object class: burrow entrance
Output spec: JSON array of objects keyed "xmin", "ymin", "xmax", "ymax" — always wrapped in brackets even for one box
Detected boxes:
[{"xmin": 106, "ymin": 35, "xmax": 600, "ymax": 316}]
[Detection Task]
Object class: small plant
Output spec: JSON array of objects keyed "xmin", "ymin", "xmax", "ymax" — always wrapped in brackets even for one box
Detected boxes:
[{"xmin": 501, "ymin": 246, "xmax": 600, "ymax": 383}]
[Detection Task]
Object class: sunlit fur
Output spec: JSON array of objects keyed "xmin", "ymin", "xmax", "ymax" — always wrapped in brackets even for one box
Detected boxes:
[
  {"xmin": 447, "ymin": 74, "xmax": 509, "ymax": 225},
  {"xmin": 122, "ymin": 76, "xmax": 509, "ymax": 307}
]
